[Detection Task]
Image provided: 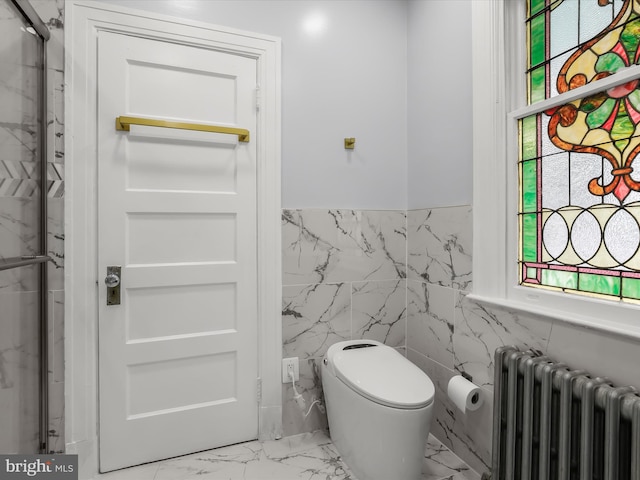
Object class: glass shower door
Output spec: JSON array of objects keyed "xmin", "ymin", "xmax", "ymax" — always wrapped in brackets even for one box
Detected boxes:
[{"xmin": 0, "ymin": 0, "xmax": 50, "ymax": 454}]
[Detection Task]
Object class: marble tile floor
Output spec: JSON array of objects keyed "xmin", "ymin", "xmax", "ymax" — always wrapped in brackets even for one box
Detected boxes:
[{"xmin": 94, "ymin": 430, "xmax": 480, "ymax": 480}]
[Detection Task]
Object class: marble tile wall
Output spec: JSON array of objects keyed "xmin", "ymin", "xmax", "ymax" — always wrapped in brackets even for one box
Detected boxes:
[
  {"xmin": 281, "ymin": 209, "xmax": 407, "ymax": 436},
  {"xmin": 0, "ymin": 271, "xmax": 41, "ymax": 453},
  {"xmin": 406, "ymin": 205, "xmax": 640, "ymax": 475},
  {"xmin": 0, "ymin": 0, "xmax": 65, "ymax": 453}
]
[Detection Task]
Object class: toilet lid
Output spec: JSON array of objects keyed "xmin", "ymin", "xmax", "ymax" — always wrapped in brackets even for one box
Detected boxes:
[{"xmin": 332, "ymin": 344, "xmax": 435, "ymax": 409}]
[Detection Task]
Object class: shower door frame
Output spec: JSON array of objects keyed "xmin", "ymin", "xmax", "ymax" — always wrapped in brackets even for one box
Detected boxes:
[{"xmin": 0, "ymin": 0, "xmax": 51, "ymax": 454}]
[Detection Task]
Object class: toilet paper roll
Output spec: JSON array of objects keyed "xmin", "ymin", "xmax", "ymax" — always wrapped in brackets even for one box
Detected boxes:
[{"xmin": 447, "ymin": 375, "xmax": 483, "ymax": 413}]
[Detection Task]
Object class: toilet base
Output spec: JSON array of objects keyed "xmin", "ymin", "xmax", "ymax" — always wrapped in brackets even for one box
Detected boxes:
[{"xmin": 323, "ymin": 368, "xmax": 432, "ymax": 480}]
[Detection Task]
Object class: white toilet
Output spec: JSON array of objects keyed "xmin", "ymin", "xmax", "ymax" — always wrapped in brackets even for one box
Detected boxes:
[{"xmin": 322, "ymin": 339, "xmax": 435, "ymax": 480}]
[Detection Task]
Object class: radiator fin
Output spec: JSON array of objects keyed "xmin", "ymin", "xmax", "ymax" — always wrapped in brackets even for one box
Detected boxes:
[{"xmin": 492, "ymin": 347, "xmax": 640, "ymax": 480}]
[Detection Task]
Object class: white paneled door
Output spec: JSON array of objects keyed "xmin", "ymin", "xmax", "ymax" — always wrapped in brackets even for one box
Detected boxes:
[{"xmin": 97, "ymin": 31, "xmax": 258, "ymax": 472}]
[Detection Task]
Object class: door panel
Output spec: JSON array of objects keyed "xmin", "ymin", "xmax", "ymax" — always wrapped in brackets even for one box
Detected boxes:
[{"xmin": 97, "ymin": 31, "xmax": 258, "ymax": 472}]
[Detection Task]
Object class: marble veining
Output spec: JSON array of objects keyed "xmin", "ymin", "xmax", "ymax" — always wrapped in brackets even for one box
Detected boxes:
[
  {"xmin": 282, "ymin": 209, "xmax": 406, "ymax": 285},
  {"xmin": 282, "ymin": 283, "xmax": 351, "ymax": 360},
  {"xmin": 94, "ymin": 430, "xmax": 480, "ymax": 480},
  {"xmin": 351, "ymin": 279, "xmax": 406, "ymax": 347},
  {"xmin": 407, "ymin": 280, "xmax": 455, "ymax": 369},
  {"xmin": 423, "ymin": 436, "xmax": 478, "ymax": 480},
  {"xmin": 408, "ymin": 207, "xmax": 472, "ymax": 290},
  {"xmin": 453, "ymin": 290, "xmax": 553, "ymax": 390}
]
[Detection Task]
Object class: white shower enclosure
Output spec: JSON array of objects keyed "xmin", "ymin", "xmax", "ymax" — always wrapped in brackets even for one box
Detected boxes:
[{"xmin": 0, "ymin": 0, "xmax": 50, "ymax": 455}]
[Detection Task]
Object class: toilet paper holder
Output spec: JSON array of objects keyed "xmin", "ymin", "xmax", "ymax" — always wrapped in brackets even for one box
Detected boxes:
[
  {"xmin": 459, "ymin": 372, "xmax": 480, "ymax": 404},
  {"xmin": 448, "ymin": 373, "xmax": 482, "ymax": 413}
]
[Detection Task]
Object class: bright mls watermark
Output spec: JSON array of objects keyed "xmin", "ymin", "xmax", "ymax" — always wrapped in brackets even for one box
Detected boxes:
[{"xmin": 0, "ymin": 455, "xmax": 77, "ymax": 479}]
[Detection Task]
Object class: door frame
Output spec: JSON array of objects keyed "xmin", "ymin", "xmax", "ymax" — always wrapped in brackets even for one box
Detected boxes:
[{"xmin": 64, "ymin": 2, "xmax": 281, "ymax": 478}]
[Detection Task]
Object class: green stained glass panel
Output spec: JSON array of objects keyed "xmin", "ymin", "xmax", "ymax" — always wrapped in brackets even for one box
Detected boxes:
[
  {"xmin": 529, "ymin": 0, "xmax": 545, "ymax": 17},
  {"xmin": 522, "ymin": 160, "xmax": 537, "ymax": 213},
  {"xmin": 620, "ymin": 19, "xmax": 640, "ymax": 57},
  {"xmin": 541, "ymin": 270, "xmax": 578, "ymax": 289},
  {"xmin": 585, "ymin": 97, "xmax": 616, "ymax": 129},
  {"xmin": 595, "ymin": 52, "xmax": 626, "ymax": 74},
  {"xmin": 526, "ymin": 267, "xmax": 537, "ymax": 278},
  {"xmin": 622, "ymin": 278, "xmax": 640, "ymax": 300},
  {"xmin": 530, "ymin": 66, "xmax": 545, "ymax": 104},
  {"xmin": 521, "ymin": 115, "xmax": 537, "ymax": 160},
  {"xmin": 612, "ymin": 104, "xmax": 634, "ymax": 152},
  {"xmin": 521, "ymin": 214, "xmax": 538, "ymax": 262},
  {"xmin": 530, "ymin": 14, "xmax": 545, "ymax": 68},
  {"xmin": 579, "ymin": 273, "xmax": 620, "ymax": 296}
]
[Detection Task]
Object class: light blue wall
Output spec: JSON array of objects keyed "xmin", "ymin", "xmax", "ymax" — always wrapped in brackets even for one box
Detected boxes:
[
  {"xmin": 407, "ymin": 0, "xmax": 473, "ymax": 210},
  {"xmin": 101, "ymin": 0, "xmax": 409, "ymax": 210},
  {"xmin": 101, "ymin": 0, "xmax": 474, "ymax": 211}
]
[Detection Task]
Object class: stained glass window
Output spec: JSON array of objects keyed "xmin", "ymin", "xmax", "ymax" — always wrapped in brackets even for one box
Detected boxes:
[{"xmin": 520, "ymin": 0, "xmax": 640, "ymax": 302}]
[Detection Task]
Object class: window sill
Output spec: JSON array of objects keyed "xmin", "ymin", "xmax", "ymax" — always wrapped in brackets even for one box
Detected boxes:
[{"xmin": 466, "ymin": 292, "xmax": 640, "ymax": 342}]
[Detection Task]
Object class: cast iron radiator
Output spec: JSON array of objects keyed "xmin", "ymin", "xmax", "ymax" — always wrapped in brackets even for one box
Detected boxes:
[{"xmin": 492, "ymin": 346, "xmax": 640, "ymax": 480}]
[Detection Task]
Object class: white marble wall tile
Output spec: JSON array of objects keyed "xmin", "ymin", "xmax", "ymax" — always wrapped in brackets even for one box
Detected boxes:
[
  {"xmin": 48, "ymin": 290, "xmax": 64, "ymax": 383},
  {"xmin": 47, "ymin": 289, "xmax": 64, "ymax": 452},
  {"xmin": 48, "ymin": 198, "xmax": 64, "ymax": 289},
  {"xmin": 282, "ymin": 283, "xmax": 351, "ymax": 360},
  {"xmin": 0, "ymin": 0, "xmax": 51, "ymax": 263},
  {"xmin": 0, "ymin": 265, "xmax": 39, "ymax": 293},
  {"xmin": 407, "ymin": 280, "xmax": 455, "ymax": 369},
  {"xmin": 0, "ymin": 199, "xmax": 41, "ymax": 262},
  {"xmin": 351, "ymin": 279, "xmax": 406, "ymax": 347},
  {"xmin": 0, "ymin": 289, "xmax": 40, "ymax": 454},
  {"xmin": 281, "ymin": 281, "xmax": 344, "ymax": 436},
  {"xmin": 408, "ymin": 348, "xmax": 491, "ymax": 475},
  {"xmin": 48, "ymin": 380, "xmax": 65, "ymax": 453},
  {"xmin": 46, "ymin": 68, "xmax": 65, "ymax": 288},
  {"xmin": 282, "ymin": 357, "xmax": 328, "ymax": 437},
  {"xmin": 408, "ymin": 207, "xmax": 472, "ymax": 290},
  {"xmin": 282, "ymin": 209, "xmax": 406, "ymax": 285},
  {"xmin": 50, "ymin": 69, "xmax": 65, "ymax": 168},
  {"xmin": 453, "ymin": 291, "xmax": 553, "ymax": 390},
  {"xmin": 32, "ymin": 0, "xmax": 65, "ymax": 72}
]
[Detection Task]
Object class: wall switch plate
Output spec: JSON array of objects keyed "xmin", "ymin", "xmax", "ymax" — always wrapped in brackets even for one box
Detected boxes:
[{"xmin": 282, "ymin": 357, "xmax": 299, "ymax": 383}]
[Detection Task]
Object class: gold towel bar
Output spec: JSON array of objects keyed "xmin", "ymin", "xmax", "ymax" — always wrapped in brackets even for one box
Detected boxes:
[{"xmin": 115, "ymin": 116, "xmax": 250, "ymax": 142}]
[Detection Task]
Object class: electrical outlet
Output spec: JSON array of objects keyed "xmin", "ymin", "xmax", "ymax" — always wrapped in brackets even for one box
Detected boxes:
[{"xmin": 282, "ymin": 357, "xmax": 299, "ymax": 383}]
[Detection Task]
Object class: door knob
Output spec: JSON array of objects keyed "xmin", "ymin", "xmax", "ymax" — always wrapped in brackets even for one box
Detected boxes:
[
  {"xmin": 105, "ymin": 266, "xmax": 122, "ymax": 305},
  {"xmin": 105, "ymin": 272, "xmax": 120, "ymax": 288}
]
